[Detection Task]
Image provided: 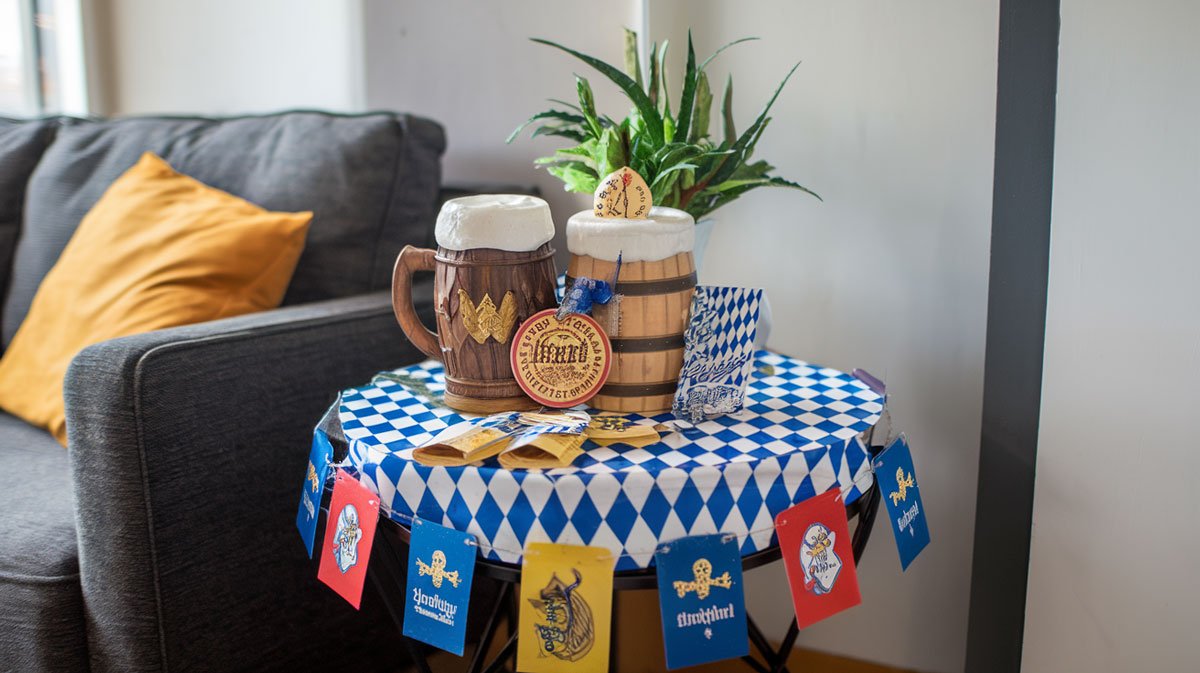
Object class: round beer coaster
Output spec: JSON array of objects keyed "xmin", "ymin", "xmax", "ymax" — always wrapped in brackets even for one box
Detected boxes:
[{"xmin": 510, "ymin": 309, "xmax": 612, "ymax": 408}]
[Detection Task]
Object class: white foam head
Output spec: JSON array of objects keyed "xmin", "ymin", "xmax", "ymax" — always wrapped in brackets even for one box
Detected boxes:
[
  {"xmin": 435, "ymin": 194, "xmax": 555, "ymax": 252},
  {"xmin": 566, "ymin": 206, "xmax": 695, "ymax": 262}
]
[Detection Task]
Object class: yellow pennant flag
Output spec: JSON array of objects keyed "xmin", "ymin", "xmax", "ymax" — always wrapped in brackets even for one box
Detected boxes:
[{"xmin": 518, "ymin": 542, "xmax": 615, "ymax": 673}]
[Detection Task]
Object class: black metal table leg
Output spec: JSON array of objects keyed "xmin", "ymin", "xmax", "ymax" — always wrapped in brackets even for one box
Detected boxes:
[
  {"xmin": 508, "ymin": 587, "xmax": 519, "ymax": 671},
  {"xmin": 466, "ymin": 582, "xmax": 512, "ymax": 673},
  {"xmin": 480, "ymin": 632, "xmax": 517, "ymax": 673},
  {"xmin": 608, "ymin": 597, "xmax": 619, "ymax": 673}
]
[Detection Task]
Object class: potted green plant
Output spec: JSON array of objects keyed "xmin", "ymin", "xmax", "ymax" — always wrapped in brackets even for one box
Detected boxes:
[{"xmin": 509, "ymin": 29, "xmax": 819, "ymax": 264}]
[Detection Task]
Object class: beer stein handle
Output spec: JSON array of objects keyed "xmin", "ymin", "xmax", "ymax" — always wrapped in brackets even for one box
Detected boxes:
[{"xmin": 391, "ymin": 245, "xmax": 443, "ymax": 361}]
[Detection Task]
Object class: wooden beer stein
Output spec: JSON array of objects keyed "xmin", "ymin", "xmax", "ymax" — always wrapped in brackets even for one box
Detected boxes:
[{"xmin": 392, "ymin": 195, "xmax": 558, "ymax": 413}]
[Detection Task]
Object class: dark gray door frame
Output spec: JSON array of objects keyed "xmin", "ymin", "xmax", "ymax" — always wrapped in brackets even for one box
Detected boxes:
[{"xmin": 965, "ymin": 0, "xmax": 1060, "ymax": 671}]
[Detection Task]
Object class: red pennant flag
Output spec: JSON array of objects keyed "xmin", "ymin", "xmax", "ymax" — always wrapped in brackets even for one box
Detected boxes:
[
  {"xmin": 317, "ymin": 469, "xmax": 380, "ymax": 609},
  {"xmin": 776, "ymin": 489, "xmax": 861, "ymax": 629}
]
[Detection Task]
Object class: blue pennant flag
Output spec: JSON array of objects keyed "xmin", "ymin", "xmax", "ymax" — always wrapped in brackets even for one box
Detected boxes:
[
  {"xmin": 874, "ymin": 435, "xmax": 931, "ymax": 570},
  {"xmin": 654, "ymin": 534, "xmax": 749, "ymax": 670},
  {"xmin": 296, "ymin": 430, "xmax": 333, "ymax": 558},
  {"xmin": 403, "ymin": 518, "xmax": 478, "ymax": 656}
]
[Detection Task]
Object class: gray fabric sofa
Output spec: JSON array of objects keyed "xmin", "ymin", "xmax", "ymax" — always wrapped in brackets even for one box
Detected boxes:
[{"xmin": 0, "ymin": 111, "xmax": 478, "ymax": 672}]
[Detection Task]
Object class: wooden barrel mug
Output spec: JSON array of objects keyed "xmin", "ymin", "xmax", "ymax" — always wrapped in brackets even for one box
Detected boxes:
[
  {"xmin": 392, "ymin": 195, "xmax": 559, "ymax": 413},
  {"xmin": 567, "ymin": 250, "xmax": 696, "ymax": 413}
]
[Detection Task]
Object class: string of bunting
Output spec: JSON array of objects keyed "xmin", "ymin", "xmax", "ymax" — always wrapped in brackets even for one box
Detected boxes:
[{"xmin": 295, "ymin": 422, "xmax": 930, "ymax": 671}]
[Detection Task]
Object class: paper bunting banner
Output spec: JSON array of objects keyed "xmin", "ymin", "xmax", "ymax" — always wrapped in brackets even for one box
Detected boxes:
[
  {"xmin": 317, "ymin": 469, "xmax": 380, "ymax": 609},
  {"xmin": 654, "ymin": 534, "xmax": 749, "ymax": 669},
  {"xmin": 296, "ymin": 430, "xmax": 333, "ymax": 557},
  {"xmin": 402, "ymin": 517, "xmax": 478, "ymax": 655},
  {"xmin": 776, "ymin": 489, "xmax": 861, "ymax": 629},
  {"xmin": 518, "ymin": 543, "xmax": 614, "ymax": 673},
  {"xmin": 874, "ymin": 435, "xmax": 930, "ymax": 570}
]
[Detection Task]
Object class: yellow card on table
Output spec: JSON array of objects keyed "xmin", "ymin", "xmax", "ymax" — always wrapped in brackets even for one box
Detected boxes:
[{"xmin": 518, "ymin": 542, "xmax": 614, "ymax": 673}]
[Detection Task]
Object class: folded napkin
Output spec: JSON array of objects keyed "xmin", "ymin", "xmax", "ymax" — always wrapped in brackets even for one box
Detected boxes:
[
  {"xmin": 497, "ymin": 431, "xmax": 587, "ymax": 470},
  {"xmin": 413, "ymin": 411, "xmax": 590, "ymax": 468}
]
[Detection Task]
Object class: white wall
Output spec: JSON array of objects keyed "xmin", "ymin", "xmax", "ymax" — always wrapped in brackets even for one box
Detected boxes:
[
  {"xmin": 643, "ymin": 3, "xmax": 997, "ymax": 671},
  {"xmin": 361, "ymin": 0, "xmax": 644, "ymax": 259},
  {"xmin": 94, "ymin": 0, "xmax": 364, "ymax": 115},
  {"xmin": 1022, "ymin": 1, "xmax": 1200, "ymax": 671}
]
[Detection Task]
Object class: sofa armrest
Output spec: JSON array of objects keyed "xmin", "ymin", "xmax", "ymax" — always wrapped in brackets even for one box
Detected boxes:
[{"xmin": 64, "ymin": 290, "xmax": 429, "ymax": 673}]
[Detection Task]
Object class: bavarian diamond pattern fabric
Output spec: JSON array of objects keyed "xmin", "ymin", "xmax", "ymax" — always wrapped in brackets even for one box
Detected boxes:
[{"xmin": 332, "ymin": 351, "xmax": 882, "ymax": 571}]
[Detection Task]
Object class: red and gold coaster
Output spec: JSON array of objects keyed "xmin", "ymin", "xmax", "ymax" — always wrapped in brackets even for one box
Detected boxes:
[{"xmin": 510, "ymin": 309, "xmax": 611, "ymax": 408}]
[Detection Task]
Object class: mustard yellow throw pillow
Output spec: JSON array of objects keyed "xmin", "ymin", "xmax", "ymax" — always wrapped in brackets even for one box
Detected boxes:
[{"xmin": 0, "ymin": 152, "xmax": 312, "ymax": 445}]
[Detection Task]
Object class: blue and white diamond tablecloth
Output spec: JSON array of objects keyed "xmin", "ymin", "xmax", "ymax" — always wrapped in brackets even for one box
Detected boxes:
[{"xmin": 327, "ymin": 351, "xmax": 883, "ymax": 571}]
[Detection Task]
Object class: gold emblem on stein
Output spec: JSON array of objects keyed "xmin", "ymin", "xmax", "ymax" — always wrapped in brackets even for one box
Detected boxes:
[{"xmin": 458, "ymin": 289, "xmax": 518, "ymax": 345}]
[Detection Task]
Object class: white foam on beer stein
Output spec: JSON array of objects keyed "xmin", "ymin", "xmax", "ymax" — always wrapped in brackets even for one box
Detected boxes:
[
  {"xmin": 566, "ymin": 206, "xmax": 695, "ymax": 262},
  {"xmin": 434, "ymin": 194, "xmax": 556, "ymax": 252}
]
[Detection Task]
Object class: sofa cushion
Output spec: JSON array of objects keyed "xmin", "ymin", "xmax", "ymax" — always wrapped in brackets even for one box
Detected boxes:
[
  {"xmin": 0, "ymin": 413, "xmax": 88, "ymax": 672},
  {"xmin": 0, "ymin": 118, "xmax": 63, "ymax": 321},
  {"xmin": 3, "ymin": 111, "xmax": 445, "ymax": 345},
  {"xmin": 0, "ymin": 152, "xmax": 313, "ymax": 445}
]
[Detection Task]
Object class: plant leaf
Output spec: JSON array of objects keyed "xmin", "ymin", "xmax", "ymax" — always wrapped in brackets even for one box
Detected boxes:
[
  {"xmin": 547, "ymin": 164, "xmax": 600, "ymax": 193},
  {"xmin": 542, "ymin": 141, "xmax": 600, "ymax": 169},
  {"xmin": 531, "ymin": 37, "xmax": 664, "ymax": 145},
  {"xmin": 729, "ymin": 159, "xmax": 773, "ymax": 180},
  {"xmin": 743, "ymin": 117, "xmax": 771, "ymax": 159},
  {"xmin": 531, "ymin": 125, "xmax": 589, "ymax": 142},
  {"xmin": 507, "ymin": 109, "xmax": 588, "ymax": 143},
  {"xmin": 658, "ymin": 40, "xmax": 671, "ymax": 116},
  {"xmin": 576, "ymin": 75, "xmax": 604, "ymax": 138},
  {"xmin": 652, "ymin": 169, "xmax": 681, "ymax": 205},
  {"xmin": 699, "ymin": 36, "xmax": 759, "ymax": 71},
  {"xmin": 647, "ymin": 41, "xmax": 660, "ymax": 109},
  {"xmin": 675, "ymin": 31, "xmax": 699, "ymax": 143},
  {"xmin": 689, "ymin": 70, "xmax": 712, "ymax": 143},
  {"xmin": 595, "ymin": 126, "xmax": 627, "ymax": 177},
  {"xmin": 706, "ymin": 178, "xmax": 772, "ymax": 193},
  {"xmin": 623, "ymin": 28, "xmax": 643, "ymax": 88},
  {"xmin": 721, "ymin": 74, "xmax": 736, "ymax": 144},
  {"xmin": 706, "ymin": 61, "xmax": 799, "ymax": 187},
  {"xmin": 763, "ymin": 176, "xmax": 822, "ymax": 200},
  {"xmin": 651, "ymin": 162, "xmax": 699, "ymax": 187}
]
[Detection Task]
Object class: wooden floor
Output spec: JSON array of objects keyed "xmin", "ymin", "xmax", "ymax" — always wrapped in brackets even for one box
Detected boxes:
[
  {"xmin": 429, "ymin": 645, "xmax": 916, "ymax": 672},
  {"xmin": 428, "ymin": 590, "xmax": 919, "ymax": 672}
]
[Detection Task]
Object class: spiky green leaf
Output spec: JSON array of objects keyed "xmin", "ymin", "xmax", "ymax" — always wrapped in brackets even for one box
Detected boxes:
[
  {"xmin": 706, "ymin": 62, "xmax": 799, "ymax": 187},
  {"xmin": 675, "ymin": 31, "xmax": 699, "ymax": 143},
  {"xmin": 699, "ymin": 36, "xmax": 759, "ymax": 71},
  {"xmin": 507, "ymin": 109, "xmax": 588, "ymax": 143},
  {"xmin": 658, "ymin": 40, "xmax": 671, "ymax": 116},
  {"xmin": 651, "ymin": 162, "xmax": 699, "ymax": 187},
  {"xmin": 762, "ymin": 176, "xmax": 822, "ymax": 200},
  {"xmin": 531, "ymin": 125, "xmax": 589, "ymax": 142},
  {"xmin": 689, "ymin": 70, "xmax": 712, "ymax": 143},
  {"xmin": 721, "ymin": 74, "xmax": 736, "ymax": 144},
  {"xmin": 647, "ymin": 41, "xmax": 660, "ymax": 109},
  {"xmin": 623, "ymin": 28, "xmax": 643, "ymax": 88},
  {"xmin": 531, "ymin": 37, "xmax": 664, "ymax": 144}
]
